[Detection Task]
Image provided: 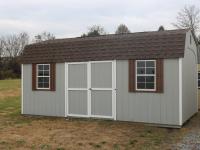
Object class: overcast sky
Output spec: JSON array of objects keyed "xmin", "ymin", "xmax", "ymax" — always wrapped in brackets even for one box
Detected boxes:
[{"xmin": 0, "ymin": 0, "xmax": 199, "ymax": 38}]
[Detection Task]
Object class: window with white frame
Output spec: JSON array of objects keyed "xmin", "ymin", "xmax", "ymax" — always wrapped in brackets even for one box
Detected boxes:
[
  {"xmin": 136, "ymin": 60, "xmax": 156, "ymax": 91},
  {"xmin": 198, "ymin": 72, "xmax": 200, "ymax": 89},
  {"xmin": 37, "ymin": 64, "xmax": 50, "ymax": 89}
]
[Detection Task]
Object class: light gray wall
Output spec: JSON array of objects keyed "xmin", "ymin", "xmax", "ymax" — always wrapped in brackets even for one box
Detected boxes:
[
  {"xmin": 182, "ymin": 31, "xmax": 198, "ymax": 123},
  {"xmin": 68, "ymin": 90, "xmax": 88, "ymax": 115},
  {"xmin": 23, "ymin": 63, "xmax": 65, "ymax": 117},
  {"xmin": 116, "ymin": 59, "xmax": 180, "ymax": 125},
  {"xmin": 91, "ymin": 90, "xmax": 112, "ymax": 116},
  {"xmin": 68, "ymin": 64, "xmax": 87, "ymax": 88},
  {"xmin": 91, "ymin": 62, "xmax": 112, "ymax": 88}
]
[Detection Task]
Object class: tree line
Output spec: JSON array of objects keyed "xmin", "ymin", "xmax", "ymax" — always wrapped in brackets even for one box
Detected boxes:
[
  {"xmin": 0, "ymin": 5, "xmax": 199, "ymax": 80},
  {"xmin": 0, "ymin": 32, "xmax": 55, "ymax": 79}
]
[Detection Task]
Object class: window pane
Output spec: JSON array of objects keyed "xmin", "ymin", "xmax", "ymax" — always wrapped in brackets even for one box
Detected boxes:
[
  {"xmin": 44, "ymin": 71, "xmax": 49, "ymax": 76},
  {"xmin": 137, "ymin": 83, "xmax": 145, "ymax": 89},
  {"xmin": 38, "ymin": 77, "xmax": 44, "ymax": 82},
  {"xmin": 137, "ymin": 68, "xmax": 145, "ymax": 74},
  {"xmin": 137, "ymin": 61, "xmax": 145, "ymax": 67},
  {"xmin": 198, "ymin": 80, "xmax": 200, "ymax": 87},
  {"xmin": 198, "ymin": 73, "xmax": 200, "ymax": 79},
  {"xmin": 44, "ymin": 65, "xmax": 49, "ymax": 70},
  {"xmin": 38, "ymin": 83, "xmax": 43, "ymax": 88},
  {"xmin": 43, "ymin": 83, "xmax": 49, "ymax": 88},
  {"xmin": 146, "ymin": 76, "xmax": 154, "ymax": 82},
  {"xmin": 43, "ymin": 77, "xmax": 49, "ymax": 82},
  {"xmin": 146, "ymin": 68, "xmax": 155, "ymax": 74},
  {"xmin": 137, "ymin": 76, "xmax": 145, "ymax": 82},
  {"xmin": 38, "ymin": 65, "xmax": 43, "ymax": 70},
  {"xmin": 38, "ymin": 71, "xmax": 43, "ymax": 76},
  {"xmin": 146, "ymin": 83, "xmax": 154, "ymax": 89},
  {"xmin": 146, "ymin": 61, "xmax": 155, "ymax": 67}
]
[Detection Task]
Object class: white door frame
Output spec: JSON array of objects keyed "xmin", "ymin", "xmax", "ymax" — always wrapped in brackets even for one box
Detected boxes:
[{"xmin": 65, "ymin": 60, "xmax": 116, "ymax": 120}]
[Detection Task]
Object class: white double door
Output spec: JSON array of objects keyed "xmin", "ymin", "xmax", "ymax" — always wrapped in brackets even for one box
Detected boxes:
[{"xmin": 65, "ymin": 61, "xmax": 116, "ymax": 120}]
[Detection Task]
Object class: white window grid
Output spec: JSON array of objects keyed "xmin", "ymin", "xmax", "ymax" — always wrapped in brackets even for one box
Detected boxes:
[
  {"xmin": 135, "ymin": 60, "xmax": 156, "ymax": 91},
  {"xmin": 36, "ymin": 64, "xmax": 50, "ymax": 90}
]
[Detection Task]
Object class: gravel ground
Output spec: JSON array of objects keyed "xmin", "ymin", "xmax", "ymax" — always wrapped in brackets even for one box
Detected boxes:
[
  {"xmin": 172, "ymin": 130, "xmax": 200, "ymax": 150},
  {"xmin": 172, "ymin": 113, "xmax": 200, "ymax": 150}
]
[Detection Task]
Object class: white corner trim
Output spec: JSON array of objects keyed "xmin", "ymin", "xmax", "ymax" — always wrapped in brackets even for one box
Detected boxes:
[
  {"xmin": 179, "ymin": 58, "xmax": 183, "ymax": 125},
  {"xmin": 21, "ymin": 64, "xmax": 23, "ymax": 114}
]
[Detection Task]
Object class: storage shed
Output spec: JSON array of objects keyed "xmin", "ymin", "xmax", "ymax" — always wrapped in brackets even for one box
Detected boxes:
[{"xmin": 21, "ymin": 29, "xmax": 198, "ymax": 128}]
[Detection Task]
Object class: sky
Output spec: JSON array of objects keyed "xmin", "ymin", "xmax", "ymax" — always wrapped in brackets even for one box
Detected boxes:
[{"xmin": 0, "ymin": 0, "xmax": 199, "ymax": 39}]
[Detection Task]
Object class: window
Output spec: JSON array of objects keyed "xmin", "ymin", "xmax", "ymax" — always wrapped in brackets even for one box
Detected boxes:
[
  {"xmin": 136, "ymin": 60, "xmax": 156, "ymax": 91},
  {"xmin": 198, "ymin": 72, "xmax": 200, "ymax": 89},
  {"xmin": 36, "ymin": 64, "xmax": 50, "ymax": 89}
]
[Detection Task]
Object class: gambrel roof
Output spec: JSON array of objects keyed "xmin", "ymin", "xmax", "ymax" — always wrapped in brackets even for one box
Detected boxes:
[{"xmin": 21, "ymin": 29, "xmax": 188, "ymax": 64}]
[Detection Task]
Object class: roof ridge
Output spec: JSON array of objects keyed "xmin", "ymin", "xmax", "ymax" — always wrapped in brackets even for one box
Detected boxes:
[{"xmin": 28, "ymin": 28, "xmax": 189, "ymax": 46}]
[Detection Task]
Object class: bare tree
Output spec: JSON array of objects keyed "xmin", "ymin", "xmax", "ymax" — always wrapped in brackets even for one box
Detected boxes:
[
  {"xmin": 81, "ymin": 25, "xmax": 106, "ymax": 37},
  {"xmin": 0, "ymin": 39, "xmax": 4, "ymax": 57},
  {"xmin": 2, "ymin": 32, "xmax": 29, "ymax": 58},
  {"xmin": 34, "ymin": 31, "xmax": 55, "ymax": 43},
  {"xmin": 173, "ymin": 5, "xmax": 200, "ymax": 35},
  {"xmin": 115, "ymin": 24, "xmax": 130, "ymax": 34}
]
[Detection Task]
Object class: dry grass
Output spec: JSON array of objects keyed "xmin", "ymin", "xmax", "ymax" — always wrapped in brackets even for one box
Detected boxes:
[{"xmin": 0, "ymin": 79, "xmax": 196, "ymax": 150}]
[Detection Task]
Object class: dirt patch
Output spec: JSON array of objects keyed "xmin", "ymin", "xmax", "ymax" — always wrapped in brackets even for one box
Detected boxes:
[
  {"xmin": 0, "ymin": 88, "xmax": 20, "ymax": 99},
  {"xmin": 0, "ymin": 116, "xmax": 186, "ymax": 150}
]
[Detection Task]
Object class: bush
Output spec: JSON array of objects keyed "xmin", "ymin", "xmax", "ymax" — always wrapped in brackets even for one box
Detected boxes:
[{"xmin": 0, "ymin": 57, "xmax": 21, "ymax": 80}]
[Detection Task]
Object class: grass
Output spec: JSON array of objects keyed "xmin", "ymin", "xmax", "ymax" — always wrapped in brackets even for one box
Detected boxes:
[{"xmin": 0, "ymin": 79, "xmax": 196, "ymax": 149}]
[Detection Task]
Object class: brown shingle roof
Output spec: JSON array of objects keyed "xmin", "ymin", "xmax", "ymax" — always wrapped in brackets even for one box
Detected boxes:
[{"xmin": 21, "ymin": 29, "xmax": 188, "ymax": 64}]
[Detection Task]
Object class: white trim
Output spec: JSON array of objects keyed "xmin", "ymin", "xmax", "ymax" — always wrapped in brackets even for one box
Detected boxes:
[
  {"xmin": 90, "ymin": 115, "xmax": 113, "ymax": 119},
  {"xmin": 179, "ymin": 58, "xmax": 183, "ymax": 125},
  {"xmin": 67, "ymin": 114, "xmax": 89, "ymax": 118},
  {"xmin": 66, "ymin": 63, "xmax": 69, "ymax": 117},
  {"xmin": 21, "ymin": 64, "xmax": 23, "ymax": 114},
  {"xmin": 91, "ymin": 88, "xmax": 113, "ymax": 91},
  {"xmin": 135, "ymin": 60, "xmax": 156, "ymax": 91},
  {"xmin": 64, "ymin": 63, "xmax": 67, "ymax": 117},
  {"xmin": 36, "ymin": 64, "xmax": 50, "ymax": 90},
  {"xmin": 65, "ymin": 60, "xmax": 116, "ymax": 120},
  {"xmin": 87, "ymin": 62, "xmax": 91, "ymax": 117},
  {"xmin": 90, "ymin": 60, "xmax": 113, "ymax": 63},
  {"xmin": 112, "ymin": 60, "xmax": 117, "ymax": 120},
  {"xmin": 67, "ymin": 62, "xmax": 88, "ymax": 65},
  {"xmin": 68, "ymin": 88, "xmax": 88, "ymax": 91}
]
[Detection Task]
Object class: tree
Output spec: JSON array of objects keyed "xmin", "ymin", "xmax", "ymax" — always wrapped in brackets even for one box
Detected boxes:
[
  {"xmin": 115, "ymin": 24, "xmax": 130, "ymax": 34},
  {"xmin": 1, "ymin": 32, "xmax": 29, "ymax": 58},
  {"xmin": 0, "ymin": 39, "xmax": 4, "ymax": 57},
  {"xmin": 173, "ymin": 5, "xmax": 200, "ymax": 35},
  {"xmin": 81, "ymin": 25, "xmax": 106, "ymax": 37},
  {"xmin": 158, "ymin": 26, "xmax": 165, "ymax": 31},
  {"xmin": 34, "ymin": 31, "xmax": 55, "ymax": 43}
]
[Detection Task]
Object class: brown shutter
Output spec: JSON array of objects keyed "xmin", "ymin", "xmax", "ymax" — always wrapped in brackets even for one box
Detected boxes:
[
  {"xmin": 156, "ymin": 59, "xmax": 164, "ymax": 93},
  {"xmin": 32, "ymin": 64, "xmax": 36, "ymax": 90},
  {"xmin": 129, "ymin": 60, "xmax": 136, "ymax": 92},
  {"xmin": 50, "ymin": 63, "xmax": 56, "ymax": 91}
]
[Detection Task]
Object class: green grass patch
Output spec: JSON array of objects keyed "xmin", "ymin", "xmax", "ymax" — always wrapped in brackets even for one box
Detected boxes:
[
  {"xmin": 40, "ymin": 144, "xmax": 51, "ymax": 150},
  {"xmin": 0, "ymin": 79, "xmax": 20, "ymax": 91},
  {"xmin": 0, "ymin": 96, "xmax": 20, "ymax": 117},
  {"xmin": 16, "ymin": 139, "xmax": 26, "ymax": 146}
]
